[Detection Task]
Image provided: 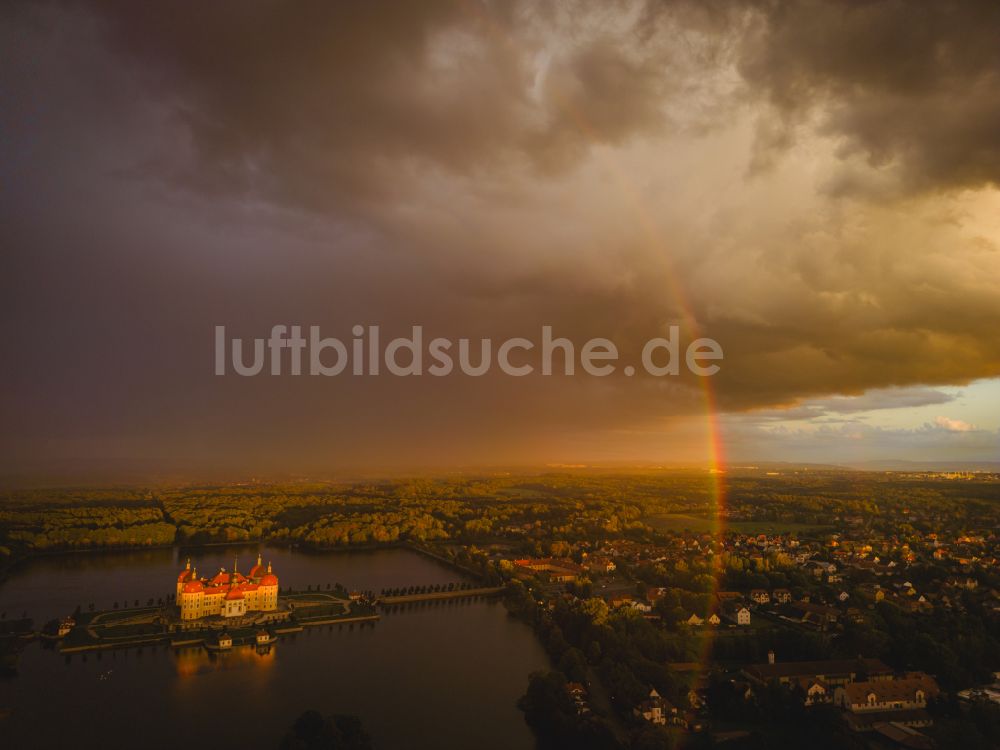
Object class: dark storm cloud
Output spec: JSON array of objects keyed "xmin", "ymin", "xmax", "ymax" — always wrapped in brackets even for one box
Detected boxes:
[
  {"xmin": 733, "ymin": 0, "xmax": 1000, "ymax": 193},
  {"xmin": 741, "ymin": 387, "xmax": 957, "ymax": 422},
  {"xmin": 58, "ymin": 0, "xmax": 681, "ymax": 212},
  {"xmin": 59, "ymin": 0, "xmax": 1000, "ymax": 201}
]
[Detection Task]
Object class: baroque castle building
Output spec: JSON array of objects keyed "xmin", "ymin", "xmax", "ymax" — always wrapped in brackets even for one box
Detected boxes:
[{"xmin": 176, "ymin": 554, "xmax": 279, "ymax": 620}]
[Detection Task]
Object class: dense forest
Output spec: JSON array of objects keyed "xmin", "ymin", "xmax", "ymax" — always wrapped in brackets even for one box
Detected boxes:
[{"xmin": 2, "ymin": 471, "xmax": 997, "ymax": 565}]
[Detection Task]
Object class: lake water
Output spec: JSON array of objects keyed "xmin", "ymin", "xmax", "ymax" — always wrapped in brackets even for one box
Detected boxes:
[{"xmin": 0, "ymin": 546, "xmax": 547, "ymax": 749}]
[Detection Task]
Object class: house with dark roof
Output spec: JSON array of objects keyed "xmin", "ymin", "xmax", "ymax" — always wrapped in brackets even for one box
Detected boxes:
[
  {"xmin": 778, "ymin": 601, "xmax": 840, "ymax": 630},
  {"xmin": 836, "ymin": 674, "xmax": 939, "ymax": 714},
  {"xmin": 721, "ymin": 601, "xmax": 751, "ymax": 626},
  {"xmin": 836, "ymin": 673, "xmax": 940, "ymax": 733},
  {"xmin": 634, "ymin": 688, "xmax": 676, "ymax": 726},
  {"xmin": 871, "ymin": 721, "xmax": 934, "ymax": 749},
  {"xmin": 744, "ymin": 656, "xmax": 893, "ymax": 688}
]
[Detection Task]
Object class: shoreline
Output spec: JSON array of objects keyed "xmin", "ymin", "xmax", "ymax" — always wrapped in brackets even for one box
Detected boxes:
[
  {"xmin": 0, "ymin": 539, "xmax": 415, "ymax": 586},
  {"xmin": 59, "ymin": 613, "xmax": 382, "ymax": 654}
]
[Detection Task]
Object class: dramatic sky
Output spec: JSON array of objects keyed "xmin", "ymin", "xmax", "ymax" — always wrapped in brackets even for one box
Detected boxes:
[{"xmin": 2, "ymin": 0, "xmax": 999, "ymax": 476}]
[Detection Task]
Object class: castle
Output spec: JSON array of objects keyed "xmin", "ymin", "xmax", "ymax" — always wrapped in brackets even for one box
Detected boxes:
[{"xmin": 176, "ymin": 554, "xmax": 279, "ymax": 620}]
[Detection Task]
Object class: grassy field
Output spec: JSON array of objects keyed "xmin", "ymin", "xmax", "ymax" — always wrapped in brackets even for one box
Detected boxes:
[{"xmin": 646, "ymin": 513, "xmax": 830, "ymax": 535}]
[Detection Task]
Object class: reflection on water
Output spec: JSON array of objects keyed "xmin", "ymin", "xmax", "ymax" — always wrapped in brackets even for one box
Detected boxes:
[
  {"xmin": 0, "ymin": 547, "xmax": 547, "ymax": 750},
  {"xmin": 174, "ymin": 644, "xmax": 277, "ymax": 678}
]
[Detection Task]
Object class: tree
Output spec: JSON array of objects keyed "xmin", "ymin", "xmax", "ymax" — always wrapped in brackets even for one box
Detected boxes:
[
  {"xmin": 587, "ymin": 641, "xmax": 602, "ymax": 665},
  {"xmin": 519, "ymin": 671, "xmax": 621, "ymax": 750},
  {"xmin": 558, "ymin": 647, "xmax": 589, "ymax": 683},
  {"xmin": 279, "ymin": 710, "xmax": 372, "ymax": 750},
  {"xmin": 580, "ymin": 598, "xmax": 609, "ymax": 626},
  {"xmin": 518, "ymin": 671, "xmax": 576, "ymax": 740}
]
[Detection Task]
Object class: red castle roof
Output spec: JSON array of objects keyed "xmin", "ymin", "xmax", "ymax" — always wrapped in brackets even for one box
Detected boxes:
[
  {"xmin": 249, "ymin": 554, "xmax": 266, "ymax": 578},
  {"xmin": 180, "ymin": 560, "xmax": 276, "ymax": 602}
]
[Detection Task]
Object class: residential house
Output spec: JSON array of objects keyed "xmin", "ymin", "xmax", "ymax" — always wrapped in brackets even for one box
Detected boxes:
[
  {"xmin": 716, "ymin": 591, "xmax": 743, "ymax": 604},
  {"xmin": 722, "ymin": 601, "xmax": 751, "ymax": 626},
  {"xmin": 793, "ymin": 677, "xmax": 831, "ymax": 706},
  {"xmin": 847, "ymin": 607, "xmax": 867, "ymax": 624},
  {"xmin": 513, "ymin": 558, "xmax": 583, "ymax": 583},
  {"xmin": 781, "ymin": 601, "xmax": 840, "ymax": 630},
  {"xmin": 837, "ymin": 674, "xmax": 940, "ymax": 732},
  {"xmin": 584, "ymin": 556, "xmax": 617, "ymax": 574},
  {"xmin": 871, "ymin": 722, "xmax": 934, "ymax": 749},
  {"xmin": 837, "ymin": 674, "xmax": 939, "ymax": 713},
  {"xmin": 566, "ymin": 682, "xmax": 591, "ymax": 716},
  {"xmin": 859, "ymin": 584, "xmax": 886, "ymax": 603},
  {"xmin": 634, "ymin": 689, "xmax": 676, "ymax": 726}
]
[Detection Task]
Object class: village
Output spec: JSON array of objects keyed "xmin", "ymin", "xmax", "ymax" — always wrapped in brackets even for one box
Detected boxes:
[{"xmin": 465, "ymin": 495, "xmax": 1000, "ymax": 749}]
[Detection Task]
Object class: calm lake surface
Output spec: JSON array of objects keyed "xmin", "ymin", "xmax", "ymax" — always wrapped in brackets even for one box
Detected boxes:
[{"xmin": 0, "ymin": 546, "xmax": 547, "ymax": 749}]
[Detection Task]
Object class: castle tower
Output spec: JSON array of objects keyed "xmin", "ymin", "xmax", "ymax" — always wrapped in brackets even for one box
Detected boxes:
[
  {"xmin": 176, "ymin": 557, "xmax": 195, "ymax": 597},
  {"xmin": 249, "ymin": 553, "xmax": 266, "ymax": 580},
  {"xmin": 259, "ymin": 561, "xmax": 278, "ymax": 611}
]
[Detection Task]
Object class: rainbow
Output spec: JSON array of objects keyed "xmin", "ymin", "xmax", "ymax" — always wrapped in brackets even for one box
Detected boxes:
[{"xmin": 465, "ymin": 4, "xmax": 730, "ymax": 727}]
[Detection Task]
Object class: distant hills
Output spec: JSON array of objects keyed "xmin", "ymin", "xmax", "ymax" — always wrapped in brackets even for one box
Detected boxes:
[
  {"xmin": 731, "ymin": 459, "xmax": 1000, "ymax": 473},
  {"xmin": 844, "ymin": 459, "xmax": 1000, "ymax": 472},
  {"xmin": 4, "ymin": 458, "xmax": 1000, "ymax": 490}
]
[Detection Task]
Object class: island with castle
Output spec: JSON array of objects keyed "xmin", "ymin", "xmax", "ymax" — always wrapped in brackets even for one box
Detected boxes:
[
  {"xmin": 176, "ymin": 554, "xmax": 283, "ymax": 623},
  {"xmin": 54, "ymin": 553, "xmax": 379, "ymax": 654}
]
